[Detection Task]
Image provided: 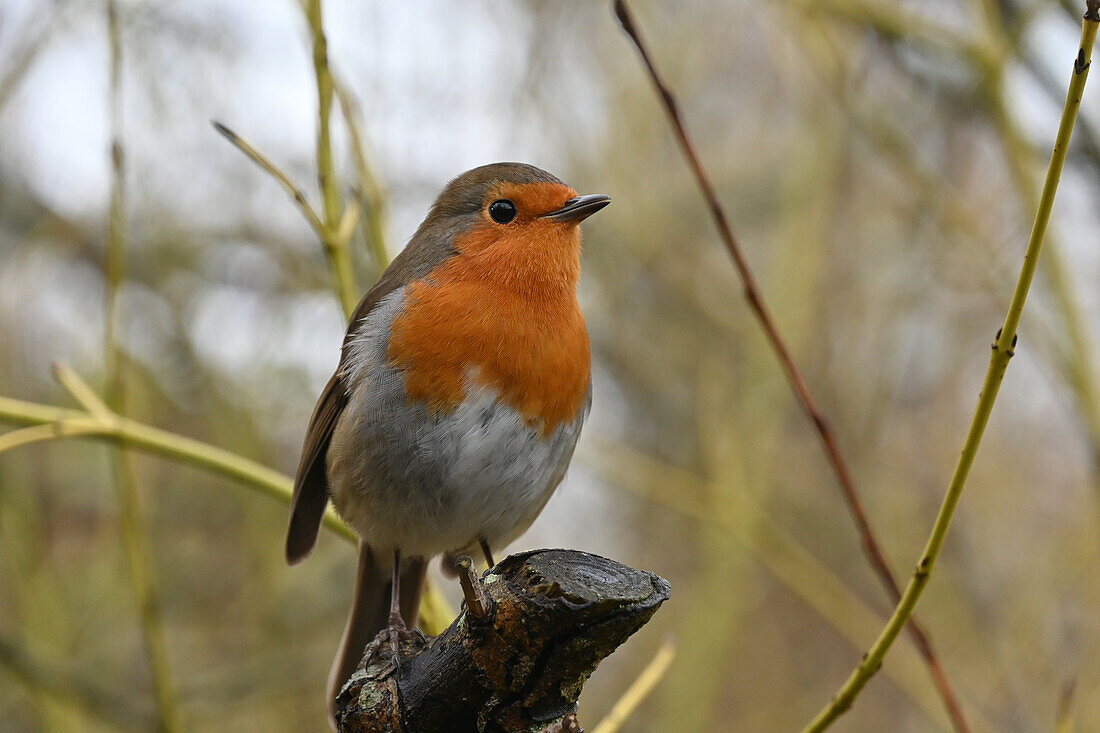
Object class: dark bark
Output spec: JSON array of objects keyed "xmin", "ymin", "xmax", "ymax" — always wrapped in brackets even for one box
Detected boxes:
[{"xmin": 335, "ymin": 549, "xmax": 671, "ymax": 733}]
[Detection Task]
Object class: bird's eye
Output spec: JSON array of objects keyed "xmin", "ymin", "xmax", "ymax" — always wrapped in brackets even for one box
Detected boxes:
[{"xmin": 488, "ymin": 199, "xmax": 517, "ymax": 224}]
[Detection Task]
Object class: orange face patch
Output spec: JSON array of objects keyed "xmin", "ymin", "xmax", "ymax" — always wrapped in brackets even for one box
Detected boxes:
[{"xmin": 386, "ymin": 181, "xmax": 591, "ymax": 432}]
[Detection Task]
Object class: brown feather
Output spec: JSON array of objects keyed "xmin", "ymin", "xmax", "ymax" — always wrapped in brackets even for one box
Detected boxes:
[
  {"xmin": 286, "ymin": 371, "xmax": 348, "ymax": 564},
  {"xmin": 325, "ymin": 543, "xmax": 426, "ymax": 724},
  {"xmin": 285, "ymin": 190, "xmax": 461, "ymax": 563}
]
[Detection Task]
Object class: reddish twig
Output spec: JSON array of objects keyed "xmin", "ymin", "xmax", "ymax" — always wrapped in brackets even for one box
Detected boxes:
[{"xmin": 612, "ymin": 2, "xmax": 970, "ymax": 731}]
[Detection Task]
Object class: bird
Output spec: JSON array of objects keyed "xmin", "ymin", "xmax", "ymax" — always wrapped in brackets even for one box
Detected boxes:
[{"xmin": 284, "ymin": 162, "xmax": 610, "ymax": 721}]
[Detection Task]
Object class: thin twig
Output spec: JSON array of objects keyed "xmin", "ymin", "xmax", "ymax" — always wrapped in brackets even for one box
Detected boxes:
[
  {"xmin": 333, "ymin": 195, "xmax": 361, "ymax": 250},
  {"xmin": 978, "ymin": 20, "xmax": 1100, "ymax": 474},
  {"xmin": 613, "ymin": 0, "xmax": 889, "ymax": 593},
  {"xmin": 212, "ymin": 121, "xmax": 326, "ymax": 237},
  {"xmin": 580, "ymin": 439, "xmax": 978, "ymax": 730},
  {"xmin": 590, "ymin": 641, "xmax": 676, "ymax": 733},
  {"xmin": 612, "ymin": 3, "xmax": 971, "ymax": 730},
  {"xmin": 334, "ymin": 78, "xmax": 392, "ymax": 268},
  {"xmin": 454, "ymin": 555, "xmax": 491, "ymax": 621},
  {"xmin": 0, "ymin": 420, "xmax": 101, "ymax": 454},
  {"xmin": 304, "ymin": 0, "xmax": 358, "ymax": 318},
  {"xmin": 0, "ymin": 390, "xmax": 354, "ymax": 541},
  {"xmin": 52, "ymin": 363, "xmax": 112, "ymax": 422},
  {"xmin": 806, "ymin": 0, "xmax": 1100, "ymax": 481},
  {"xmin": 0, "ymin": 386, "xmax": 468, "ymax": 634},
  {"xmin": 802, "ymin": 5, "xmax": 1099, "ymax": 728},
  {"xmin": 1056, "ymin": 679, "xmax": 1077, "ymax": 733},
  {"xmin": 104, "ymin": 6, "xmax": 183, "ymax": 728}
]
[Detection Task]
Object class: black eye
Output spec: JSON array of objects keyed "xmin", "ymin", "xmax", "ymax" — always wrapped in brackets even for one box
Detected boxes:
[{"xmin": 488, "ymin": 199, "xmax": 517, "ymax": 224}]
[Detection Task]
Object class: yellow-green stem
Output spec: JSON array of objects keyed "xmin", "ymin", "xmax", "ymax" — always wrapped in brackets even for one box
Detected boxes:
[
  {"xmin": 334, "ymin": 81, "xmax": 392, "ymax": 268},
  {"xmin": 0, "ymin": 393, "xmax": 352, "ymax": 541},
  {"xmin": 104, "ymin": 4, "xmax": 182, "ymax": 729},
  {"xmin": 0, "ymin": 390, "xmax": 463, "ymax": 634},
  {"xmin": 987, "ymin": 80, "xmax": 1100, "ymax": 468},
  {"xmin": 802, "ymin": 11, "xmax": 1098, "ymax": 731},
  {"xmin": 590, "ymin": 641, "xmax": 676, "ymax": 733},
  {"xmin": 581, "ymin": 440, "xmax": 962, "ymax": 729},
  {"xmin": 212, "ymin": 0, "xmax": 453, "ymax": 637},
  {"xmin": 212, "ymin": 121, "xmax": 326, "ymax": 237},
  {"xmin": 813, "ymin": 0, "xmax": 1100, "ymax": 480},
  {"xmin": 299, "ymin": 0, "xmax": 453, "ymax": 633},
  {"xmin": 306, "ymin": 0, "xmax": 357, "ymax": 317}
]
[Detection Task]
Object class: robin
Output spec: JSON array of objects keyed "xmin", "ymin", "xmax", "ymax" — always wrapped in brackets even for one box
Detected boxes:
[{"xmin": 284, "ymin": 162, "xmax": 610, "ymax": 720}]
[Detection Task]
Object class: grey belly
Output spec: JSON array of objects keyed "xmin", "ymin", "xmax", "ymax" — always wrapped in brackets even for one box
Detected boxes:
[
  {"xmin": 326, "ymin": 289, "xmax": 587, "ymax": 558},
  {"xmin": 327, "ymin": 374, "xmax": 585, "ymax": 558}
]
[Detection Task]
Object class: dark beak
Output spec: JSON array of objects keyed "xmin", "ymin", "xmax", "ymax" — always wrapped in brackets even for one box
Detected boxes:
[{"xmin": 541, "ymin": 194, "xmax": 611, "ymax": 223}]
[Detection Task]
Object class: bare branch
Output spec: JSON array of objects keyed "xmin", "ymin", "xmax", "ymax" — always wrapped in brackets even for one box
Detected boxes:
[
  {"xmin": 211, "ymin": 120, "xmax": 327, "ymax": 237},
  {"xmin": 612, "ymin": 2, "xmax": 971, "ymax": 729},
  {"xmin": 335, "ymin": 550, "xmax": 669, "ymax": 733}
]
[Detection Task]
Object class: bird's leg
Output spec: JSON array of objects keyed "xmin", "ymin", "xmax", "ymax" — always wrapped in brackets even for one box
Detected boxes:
[
  {"xmin": 362, "ymin": 549, "xmax": 425, "ymax": 679},
  {"xmin": 378, "ymin": 548, "xmax": 405, "ymax": 655},
  {"xmin": 478, "ymin": 537, "xmax": 495, "ymax": 569}
]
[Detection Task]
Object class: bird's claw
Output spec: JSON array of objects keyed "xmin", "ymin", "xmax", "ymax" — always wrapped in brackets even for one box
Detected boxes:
[{"xmin": 361, "ymin": 614, "xmax": 426, "ymax": 680}]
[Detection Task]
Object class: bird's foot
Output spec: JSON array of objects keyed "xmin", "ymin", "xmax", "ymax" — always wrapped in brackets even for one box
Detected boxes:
[{"xmin": 361, "ymin": 613, "xmax": 426, "ymax": 680}]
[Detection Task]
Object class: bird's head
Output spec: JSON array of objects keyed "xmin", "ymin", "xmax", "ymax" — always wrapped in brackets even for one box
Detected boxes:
[{"xmin": 416, "ymin": 162, "xmax": 610, "ymax": 291}]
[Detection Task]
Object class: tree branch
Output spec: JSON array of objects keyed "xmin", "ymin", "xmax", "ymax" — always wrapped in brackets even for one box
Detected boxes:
[
  {"xmin": 335, "ymin": 550, "xmax": 670, "ymax": 733},
  {"xmin": 612, "ymin": 2, "xmax": 971, "ymax": 729},
  {"xmin": 802, "ymin": 5, "xmax": 1100, "ymax": 729},
  {"xmin": 0, "ymin": 380, "xmax": 476, "ymax": 635}
]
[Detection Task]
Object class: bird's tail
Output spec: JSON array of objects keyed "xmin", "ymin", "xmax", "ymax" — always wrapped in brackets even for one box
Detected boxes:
[{"xmin": 326, "ymin": 542, "xmax": 427, "ymax": 727}]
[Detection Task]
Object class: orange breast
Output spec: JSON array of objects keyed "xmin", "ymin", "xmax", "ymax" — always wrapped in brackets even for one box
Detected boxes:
[{"xmin": 386, "ymin": 218, "xmax": 591, "ymax": 434}]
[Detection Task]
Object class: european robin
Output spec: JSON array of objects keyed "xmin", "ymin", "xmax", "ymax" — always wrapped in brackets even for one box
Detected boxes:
[{"xmin": 284, "ymin": 162, "xmax": 610, "ymax": 720}]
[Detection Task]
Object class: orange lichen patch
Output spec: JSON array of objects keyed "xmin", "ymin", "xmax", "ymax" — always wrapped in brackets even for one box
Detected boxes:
[{"xmin": 386, "ymin": 182, "xmax": 591, "ymax": 433}]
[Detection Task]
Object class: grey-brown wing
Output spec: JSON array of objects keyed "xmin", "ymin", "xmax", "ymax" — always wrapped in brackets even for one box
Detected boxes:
[
  {"xmin": 286, "ymin": 370, "xmax": 348, "ymax": 564},
  {"xmin": 285, "ymin": 207, "xmax": 459, "ymax": 564}
]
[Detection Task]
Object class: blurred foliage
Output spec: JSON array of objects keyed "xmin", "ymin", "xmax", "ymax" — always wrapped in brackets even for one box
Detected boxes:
[{"xmin": 3, "ymin": 0, "xmax": 1100, "ymax": 731}]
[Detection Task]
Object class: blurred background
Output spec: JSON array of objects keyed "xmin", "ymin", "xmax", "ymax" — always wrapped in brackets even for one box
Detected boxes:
[{"xmin": 3, "ymin": 0, "xmax": 1100, "ymax": 730}]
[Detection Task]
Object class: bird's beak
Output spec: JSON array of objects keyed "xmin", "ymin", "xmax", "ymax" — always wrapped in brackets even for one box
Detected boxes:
[{"xmin": 540, "ymin": 194, "xmax": 611, "ymax": 223}]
